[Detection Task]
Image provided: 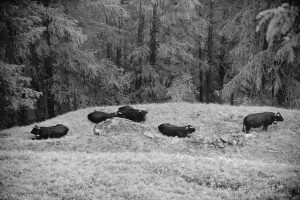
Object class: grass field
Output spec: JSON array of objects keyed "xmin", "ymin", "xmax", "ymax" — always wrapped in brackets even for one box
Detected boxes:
[{"xmin": 1, "ymin": 102, "xmax": 300, "ymax": 200}]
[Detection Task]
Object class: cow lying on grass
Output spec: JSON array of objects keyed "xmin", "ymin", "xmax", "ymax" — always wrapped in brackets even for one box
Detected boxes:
[
  {"xmin": 31, "ymin": 124, "xmax": 69, "ymax": 139},
  {"xmin": 88, "ymin": 111, "xmax": 120, "ymax": 123},
  {"xmin": 117, "ymin": 106, "xmax": 147, "ymax": 122},
  {"xmin": 158, "ymin": 123, "xmax": 196, "ymax": 138},
  {"xmin": 243, "ymin": 112, "xmax": 284, "ymax": 133}
]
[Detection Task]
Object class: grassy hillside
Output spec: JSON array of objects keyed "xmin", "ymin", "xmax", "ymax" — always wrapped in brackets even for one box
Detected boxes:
[{"xmin": 1, "ymin": 102, "xmax": 300, "ymax": 200}]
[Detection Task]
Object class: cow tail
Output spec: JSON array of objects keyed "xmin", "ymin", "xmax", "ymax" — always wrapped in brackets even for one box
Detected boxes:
[{"xmin": 242, "ymin": 123, "xmax": 245, "ymax": 132}]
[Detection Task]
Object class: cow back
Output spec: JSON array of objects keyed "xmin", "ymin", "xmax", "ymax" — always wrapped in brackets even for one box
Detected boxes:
[
  {"xmin": 88, "ymin": 111, "xmax": 118, "ymax": 123},
  {"xmin": 117, "ymin": 106, "xmax": 147, "ymax": 122},
  {"xmin": 32, "ymin": 124, "xmax": 69, "ymax": 139},
  {"xmin": 244, "ymin": 112, "xmax": 275, "ymax": 128}
]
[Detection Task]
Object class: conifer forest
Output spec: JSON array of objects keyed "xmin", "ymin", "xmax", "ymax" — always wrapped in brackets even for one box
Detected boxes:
[{"xmin": 0, "ymin": 0, "xmax": 299, "ymax": 129}]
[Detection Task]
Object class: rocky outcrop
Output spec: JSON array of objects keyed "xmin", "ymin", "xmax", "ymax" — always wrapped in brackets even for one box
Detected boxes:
[
  {"xmin": 93, "ymin": 118, "xmax": 254, "ymax": 149},
  {"xmin": 93, "ymin": 118, "xmax": 151, "ymax": 136},
  {"xmin": 189, "ymin": 132, "xmax": 251, "ymax": 148}
]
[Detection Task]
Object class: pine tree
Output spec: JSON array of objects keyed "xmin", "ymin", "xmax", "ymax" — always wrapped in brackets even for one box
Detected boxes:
[
  {"xmin": 217, "ymin": 0, "xmax": 273, "ymax": 104},
  {"xmin": 0, "ymin": 62, "xmax": 41, "ymax": 128},
  {"xmin": 0, "ymin": 1, "xmax": 44, "ymax": 127},
  {"xmin": 218, "ymin": 1, "xmax": 300, "ymax": 108},
  {"xmin": 256, "ymin": 3, "xmax": 300, "ymax": 107},
  {"xmin": 128, "ymin": 0, "xmax": 206, "ymax": 102}
]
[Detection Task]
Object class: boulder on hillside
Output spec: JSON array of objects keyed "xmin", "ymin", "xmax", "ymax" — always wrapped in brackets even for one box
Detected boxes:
[
  {"xmin": 245, "ymin": 133, "xmax": 256, "ymax": 138},
  {"xmin": 216, "ymin": 141, "xmax": 225, "ymax": 148},
  {"xmin": 193, "ymin": 132, "xmax": 248, "ymax": 148},
  {"xmin": 93, "ymin": 118, "xmax": 151, "ymax": 136},
  {"xmin": 88, "ymin": 118, "xmax": 163, "ymax": 152},
  {"xmin": 189, "ymin": 134, "xmax": 205, "ymax": 144},
  {"xmin": 143, "ymin": 131, "xmax": 155, "ymax": 139},
  {"xmin": 219, "ymin": 134, "xmax": 232, "ymax": 144}
]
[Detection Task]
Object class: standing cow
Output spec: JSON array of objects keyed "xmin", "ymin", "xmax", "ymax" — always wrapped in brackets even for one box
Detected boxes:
[
  {"xmin": 158, "ymin": 123, "xmax": 196, "ymax": 138},
  {"xmin": 31, "ymin": 124, "xmax": 69, "ymax": 139},
  {"xmin": 242, "ymin": 112, "xmax": 284, "ymax": 133}
]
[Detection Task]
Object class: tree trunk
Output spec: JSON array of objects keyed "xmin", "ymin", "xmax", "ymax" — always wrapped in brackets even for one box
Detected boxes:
[
  {"xmin": 116, "ymin": 0, "xmax": 127, "ymax": 67},
  {"xmin": 230, "ymin": 93, "xmax": 234, "ymax": 105},
  {"xmin": 219, "ymin": 8, "xmax": 228, "ymax": 101},
  {"xmin": 42, "ymin": 88, "xmax": 49, "ymax": 119},
  {"xmin": 107, "ymin": 43, "xmax": 112, "ymax": 60},
  {"xmin": 43, "ymin": 17, "xmax": 55, "ymax": 119},
  {"xmin": 206, "ymin": 0, "xmax": 214, "ymax": 104},
  {"xmin": 199, "ymin": 70, "xmax": 203, "ymax": 102},
  {"xmin": 262, "ymin": 0, "xmax": 272, "ymax": 51},
  {"xmin": 104, "ymin": 7, "xmax": 112, "ymax": 60},
  {"xmin": 123, "ymin": 43, "xmax": 128, "ymax": 69},
  {"xmin": 116, "ymin": 46, "xmax": 121, "ymax": 67},
  {"xmin": 47, "ymin": 92, "xmax": 55, "ymax": 118},
  {"xmin": 219, "ymin": 35, "xmax": 226, "ymax": 101},
  {"xmin": 205, "ymin": 69, "xmax": 211, "ymax": 104},
  {"xmin": 197, "ymin": 4, "xmax": 203, "ymax": 103},
  {"xmin": 72, "ymin": 84, "xmax": 78, "ymax": 111},
  {"xmin": 137, "ymin": 2, "xmax": 145, "ymax": 45},
  {"xmin": 150, "ymin": 3, "xmax": 158, "ymax": 66},
  {"xmin": 198, "ymin": 38, "xmax": 203, "ymax": 102},
  {"xmin": 116, "ymin": 17, "xmax": 121, "ymax": 67}
]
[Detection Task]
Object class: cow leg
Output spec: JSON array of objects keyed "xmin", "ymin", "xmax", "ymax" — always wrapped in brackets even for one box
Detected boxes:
[
  {"xmin": 245, "ymin": 126, "xmax": 251, "ymax": 134},
  {"xmin": 32, "ymin": 136, "xmax": 43, "ymax": 140},
  {"xmin": 263, "ymin": 125, "xmax": 268, "ymax": 131}
]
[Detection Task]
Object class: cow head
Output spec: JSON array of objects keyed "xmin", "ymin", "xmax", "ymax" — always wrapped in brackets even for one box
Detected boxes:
[
  {"xmin": 185, "ymin": 125, "xmax": 196, "ymax": 133},
  {"xmin": 274, "ymin": 112, "xmax": 284, "ymax": 122},
  {"xmin": 139, "ymin": 110, "xmax": 147, "ymax": 120},
  {"xmin": 31, "ymin": 125, "xmax": 40, "ymax": 135},
  {"xmin": 116, "ymin": 111, "xmax": 124, "ymax": 117}
]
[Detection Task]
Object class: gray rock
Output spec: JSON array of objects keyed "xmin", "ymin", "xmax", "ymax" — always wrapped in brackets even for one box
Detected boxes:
[
  {"xmin": 237, "ymin": 138, "xmax": 245, "ymax": 146},
  {"xmin": 216, "ymin": 142, "xmax": 225, "ymax": 148},
  {"xmin": 189, "ymin": 134, "xmax": 204, "ymax": 143},
  {"xmin": 93, "ymin": 118, "xmax": 151, "ymax": 136},
  {"xmin": 232, "ymin": 140, "xmax": 238, "ymax": 145},
  {"xmin": 245, "ymin": 133, "xmax": 256, "ymax": 138},
  {"xmin": 219, "ymin": 134, "xmax": 231, "ymax": 143},
  {"xmin": 144, "ymin": 131, "xmax": 155, "ymax": 139},
  {"xmin": 94, "ymin": 128, "xmax": 105, "ymax": 135},
  {"xmin": 203, "ymin": 136, "xmax": 213, "ymax": 144}
]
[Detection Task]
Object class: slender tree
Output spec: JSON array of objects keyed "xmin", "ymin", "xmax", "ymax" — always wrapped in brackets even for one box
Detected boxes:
[{"xmin": 205, "ymin": 0, "xmax": 214, "ymax": 104}]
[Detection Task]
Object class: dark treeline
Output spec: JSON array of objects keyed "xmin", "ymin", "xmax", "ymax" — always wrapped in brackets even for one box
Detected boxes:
[{"xmin": 0, "ymin": 0, "xmax": 299, "ymax": 129}]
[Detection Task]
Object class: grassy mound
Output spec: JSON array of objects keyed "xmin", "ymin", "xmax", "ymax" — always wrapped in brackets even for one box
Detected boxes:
[{"xmin": 1, "ymin": 102, "xmax": 300, "ymax": 199}]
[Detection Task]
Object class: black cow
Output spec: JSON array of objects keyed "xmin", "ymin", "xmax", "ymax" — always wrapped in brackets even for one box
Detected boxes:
[
  {"xmin": 158, "ymin": 123, "xmax": 196, "ymax": 138},
  {"xmin": 87, "ymin": 111, "xmax": 119, "ymax": 123},
  {"xmin": 117, "ymin": 106, "xmax": 147, "ymax": 122},
  {"xmin": 31, "ymin": 124, "xmax": 69, "ymax": 139},
  {"xmin": 242, "ymin": 112, "xmax": 284, "ymax": 133}
]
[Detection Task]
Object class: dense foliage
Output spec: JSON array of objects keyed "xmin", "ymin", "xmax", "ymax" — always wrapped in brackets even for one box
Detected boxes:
[{"xmin": 0, "ymin": 0, "xmax": 299, "ymax": 129}]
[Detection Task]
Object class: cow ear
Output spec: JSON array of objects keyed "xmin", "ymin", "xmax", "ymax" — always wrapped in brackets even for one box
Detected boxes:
[{"xmin": 277, "ymin": 112, "xmax": 281, "ymax": 116}]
